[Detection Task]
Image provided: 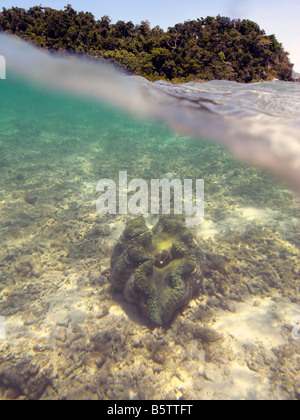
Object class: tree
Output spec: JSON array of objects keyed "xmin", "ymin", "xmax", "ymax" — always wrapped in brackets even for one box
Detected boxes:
[{"xmin": 0, "ymin": 7, "xmax": 293, "ymax": 82}]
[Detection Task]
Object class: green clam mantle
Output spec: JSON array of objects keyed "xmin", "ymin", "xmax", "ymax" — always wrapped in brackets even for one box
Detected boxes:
[{"xmin": 110, "ymin": 216, "xmax": 203, "ymax": 326}]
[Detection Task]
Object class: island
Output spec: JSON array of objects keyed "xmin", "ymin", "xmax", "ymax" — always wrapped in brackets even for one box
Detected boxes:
[{"xmin": 0, "ymin": 5, "xmax": 294, "ymax": 83}]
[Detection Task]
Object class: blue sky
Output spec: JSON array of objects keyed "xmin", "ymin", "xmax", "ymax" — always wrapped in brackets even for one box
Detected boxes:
[{"xmin": 1, "ymin": 0, "xmax": 300, "ymax": 71}]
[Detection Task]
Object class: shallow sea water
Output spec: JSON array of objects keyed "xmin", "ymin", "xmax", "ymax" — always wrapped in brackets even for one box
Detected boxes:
[{"xmin": 0, "ymin": 65, "xmax": 300, "ymax": 398}]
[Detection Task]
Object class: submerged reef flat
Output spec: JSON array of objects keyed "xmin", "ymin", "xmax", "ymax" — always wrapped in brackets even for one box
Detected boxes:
[
  {"xmin": 110, "ymin": 216, "xmax": 203, "ymax": 326},
  {"xmin": 0, "ymin": 81, "xmax": 299, "ymax": 400}
]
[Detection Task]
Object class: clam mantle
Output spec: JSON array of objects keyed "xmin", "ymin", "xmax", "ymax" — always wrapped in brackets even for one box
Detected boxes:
[{"xmin": 110, "ymin": 216, "xmax": 203, "ymax": 326}]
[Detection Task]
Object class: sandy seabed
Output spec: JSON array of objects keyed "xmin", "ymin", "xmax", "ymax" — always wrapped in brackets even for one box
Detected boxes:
[{"xmin": 0, "ymin": 97, "xmax": 299, "ymax": 400}]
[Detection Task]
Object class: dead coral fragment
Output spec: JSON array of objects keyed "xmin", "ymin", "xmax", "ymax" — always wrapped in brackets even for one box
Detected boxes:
[{"xmin": 110, "ymin": 216, "xmax": 203, "ymax": 326}]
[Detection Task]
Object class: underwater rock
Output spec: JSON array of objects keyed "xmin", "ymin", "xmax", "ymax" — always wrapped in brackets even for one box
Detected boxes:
[
  {"xmin": 15, "ymin": 255, "xmax": 42, "ymax": 279},
  {"xmin": 0, "ymin": 358, "xmax": 52, "ymax": 400},
  {"xmin": 110, "ymin": 216, "xmax": 203, "ymax": 326},
  {"xmin": 25, "ymin": 192, "xmax": 38, "ymax": 206}
]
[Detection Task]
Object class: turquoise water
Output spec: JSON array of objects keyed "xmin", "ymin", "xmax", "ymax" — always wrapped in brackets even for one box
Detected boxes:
[{"xmin": 0, "ymin": 70, "xmax": 299, "ymax": 398}]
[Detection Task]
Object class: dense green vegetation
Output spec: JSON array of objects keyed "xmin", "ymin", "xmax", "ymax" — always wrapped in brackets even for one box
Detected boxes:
[{"xmin": 0, "ymin": 5, "xmax": 294, "ymax": 82}]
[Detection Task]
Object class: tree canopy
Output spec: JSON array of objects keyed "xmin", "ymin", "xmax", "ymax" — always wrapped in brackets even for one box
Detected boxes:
[{"xmin": 0, "ymin": 5, "xmax": 293, "ymax": 82}]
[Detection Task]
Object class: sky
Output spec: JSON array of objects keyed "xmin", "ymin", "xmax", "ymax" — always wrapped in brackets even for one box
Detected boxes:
[{"xmin": 1, "ymin": 0, "xmax": 300, "ymax": 71}]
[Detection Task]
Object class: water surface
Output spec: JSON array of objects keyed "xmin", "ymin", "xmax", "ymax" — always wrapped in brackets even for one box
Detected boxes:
[{"xmin": 0, "ymin": 39, "xmax": 299, "ymax": 400}]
